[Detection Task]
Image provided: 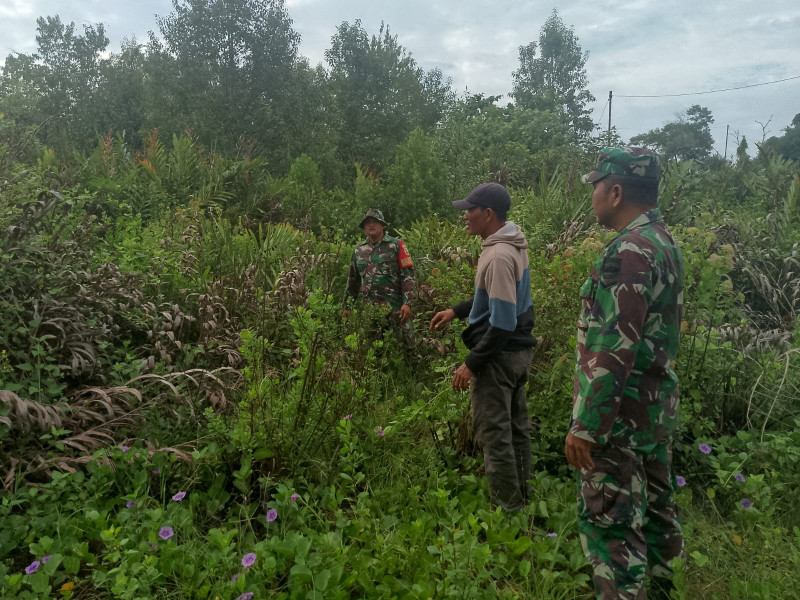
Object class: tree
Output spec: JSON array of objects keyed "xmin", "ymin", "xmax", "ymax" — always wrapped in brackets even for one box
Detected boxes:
[
  {"xmin": 383, "ymin": 128, "xmax": 448, "ymax": 226},
  {"xmin": 150, "ymin": 0, "xmax": 303, "ymax": 160},
  {"xmin": 325, "ymin": 20, "xmax": 453, "ymax": 172},
  {"xmin": 433, "ymin": 93, "xmax": 575, "ymax": 192},
  {"xmin": 630, "ymin": 105, "xmax": 715, "ymax": 162},
  {"xmin": 92, "ymin": 39, "xmax": 146, "ymax": 147},
  {"xmin": 0, "ymin": 53, "xmax": 42, "ymax": 127},
  {"xmin": 764, "ymin": 113, "xmax": 800, "ymax": 162},
  {"xmin": 511, "ymin": 9, "xmax": 596, "ymax": 139},
  {"xmin": 0, "ymin": 15, "xmax": 109, "ymax": 152}
]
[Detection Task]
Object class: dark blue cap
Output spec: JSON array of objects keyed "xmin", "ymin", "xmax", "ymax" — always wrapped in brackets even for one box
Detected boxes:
[{"xmin": 452, "ymin": 183, "xmax": 511, "ymax": 213}]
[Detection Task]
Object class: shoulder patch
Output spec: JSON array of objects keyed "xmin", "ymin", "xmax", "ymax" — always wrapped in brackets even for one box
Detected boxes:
[
  {"xmin": 397, "ymin": 241, "xmax": 413, "ymax": 269},
  {"xmin": 600, "ymin": 256, "xmax": 622, "ymax": 285}
]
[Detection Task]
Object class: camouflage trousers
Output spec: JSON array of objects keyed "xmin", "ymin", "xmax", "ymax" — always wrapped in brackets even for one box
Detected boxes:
[
  {"xmin": 577, "ymin": 443, "xmax": 683, "ymax": 600},
  {"xmin": 470, "ymin": 348, "xmax": 533, "ymax": 511}
]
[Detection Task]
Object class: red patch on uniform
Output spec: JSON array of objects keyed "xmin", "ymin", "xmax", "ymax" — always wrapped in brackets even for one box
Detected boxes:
[{"xmin": 397, "ymin": 241, "xmax": 413, "ymax": 269}]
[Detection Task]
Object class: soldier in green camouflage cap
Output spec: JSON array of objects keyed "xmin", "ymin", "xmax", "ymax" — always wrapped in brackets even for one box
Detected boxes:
[
  {"xmin": 565, "ymin": 147, "xmax": 685, "ymax": 599},
  {"xmin": 581, "ymin": 146, "xmax": 661, "ymax": 184},
  {"xmin": 358, "ymin": 208, "xmax": 388, "ymax": 228},
  {"xmin": 343, "ymin": 209, "xmax": 415, "ymax": 345}
]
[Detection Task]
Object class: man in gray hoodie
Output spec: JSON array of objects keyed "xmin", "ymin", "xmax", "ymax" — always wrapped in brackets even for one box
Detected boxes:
[{"xmin": 431, "ymin": 183, "xmax": 537, "ymax": 511}]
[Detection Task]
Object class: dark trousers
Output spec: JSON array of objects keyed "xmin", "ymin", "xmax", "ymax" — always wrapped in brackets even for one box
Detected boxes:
[{"xmin": 470, "ymin": 348, "xmax": 533, "ymax": 511}]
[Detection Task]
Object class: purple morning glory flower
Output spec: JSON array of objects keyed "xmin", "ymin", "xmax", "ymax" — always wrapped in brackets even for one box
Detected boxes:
[
  {"xmin": 740, "ymin": 498, "xmax": 753, "ymax": 509},
  {"xmin": 159, "ymin": 526, "xmax": 174, "ymax": 541},
  {"xmin": 291, "ymin": 493, "xmax": 299, "ymax": 502},
  {"xmin": 152, "ymin": 468, "xmax": 160, "ymax": 474},
  {"xmin": 119, "ymin": 445, "xmax": 130, "ymax": 452},
  {"xmin": 237, "ymin": 593, "xmax": 254, "ymax": 600},
  {"xmin": 343, "ymin": 414, "xmax": 352, "ymax": 420},
  {"xmin": 241, "ymin": 553, "xmax": 256, "ymax": 568},
  {"xmin": 147, "ymin": 541, "xmax": 158, "ymax": 551},
  {"xmin": 734, "ymin": 473, "xmax": 746, "ymax": 482},
  {"xmin": 126, "ymin": 501, "xmax": 136, "ymax": 508},
  {"xmin": 24, "ymin": 561, "xmax": 40, "ymax": 575},
  {"xmin": 232, "ymin": 574, "xmax": 239, "ymax": 582},
  {"xmin": 266, "ymin": 508, "xmax": 278, "ymax": 523},
  {"xmin": 41, "ymin": 554, "xmax": 52, "ymax": 565},
  {"xmin": 698, "ymin": 443, "xmax": 712, "ymax": 455},
  {"xmin": 546, "ymin": 532, "xmax": 558, "ymax": 537},
  {"xmin": 376, "ymin": 426, "xmax": 384, "ymax": 437},
  {"xmin": 675, "ymin": 476, "xmax": 686, "ymax": 487},
  {"xmin": 171, "ymin": 491, "xmax": 186, "ymax": 502}
]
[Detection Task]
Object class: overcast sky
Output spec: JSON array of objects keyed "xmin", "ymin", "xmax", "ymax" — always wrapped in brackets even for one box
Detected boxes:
[{"xmin": 2, "ymin": 0, "xmax": 799, "ymax": 155}]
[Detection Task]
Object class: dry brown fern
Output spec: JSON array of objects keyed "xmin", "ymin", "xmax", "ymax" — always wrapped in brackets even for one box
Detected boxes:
[{"xmin": 0, "ymin": 367, "xmax": 241, "ymax": 490}]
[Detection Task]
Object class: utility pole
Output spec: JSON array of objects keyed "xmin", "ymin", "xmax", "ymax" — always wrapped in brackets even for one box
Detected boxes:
[
  {"xmin": 724, "ymin": 124, "xmax": 730, "ymax": 160},
  {"xmin": 607, "ymin": 90, "xmax": 613, "ymax": 147}
]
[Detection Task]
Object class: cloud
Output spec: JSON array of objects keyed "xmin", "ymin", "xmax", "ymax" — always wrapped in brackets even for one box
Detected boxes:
[
  {"xmin": 1, "ymin": 0, "xmax": 797, "ymax": 153},
  {"xmin": 0, "ymin": 0, "xmax": 35, "ymax": 18}
]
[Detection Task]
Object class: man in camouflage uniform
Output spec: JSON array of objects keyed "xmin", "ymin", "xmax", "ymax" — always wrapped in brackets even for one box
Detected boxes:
[
  {"xmin": 343, "ymin": 209, "xmax": 415, "ymax": 345},
  {"xmin": 564, "ymin": 148, "xmax": 685, "ymax": 599}
]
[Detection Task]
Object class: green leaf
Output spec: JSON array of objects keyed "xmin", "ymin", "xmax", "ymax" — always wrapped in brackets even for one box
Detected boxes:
[
  {"xmin": 295, "ymin": 537, "xmax": 311, "ymax": 560},
  {"xmin": 43, "ymin": 554, "xmax": 63, "ymax": 576},
  {"xmin": 510, "ymin": 536, "xmax": 532, "ymax": 555},
  {"xmin": 63, "ymin": 555, "xmax": 80, "ymax": 574},
  {"xmin": 538, "ymin": 500, "xmax": 549, "ymax": 518},
  {"xmin": 690, "ymin": 551, "xmax": 709, "ymax": 567},
  {"xmin": 519, "ymin": 560, "xmax": 532, "ymax": 577},
  {"xmin": 253, "ymin": 448, "xmax": 273, "ymax": 460},
  {"xmin": 29, "ymin": 572, "xmax": 50, "ymax": 594},
  {"xmin": 315, "ymin": 569, "xmax": 331, "ymax": 591},
  {"xmin": 290, "ymin": 563, "xmax": 313, "ymax": 580}
]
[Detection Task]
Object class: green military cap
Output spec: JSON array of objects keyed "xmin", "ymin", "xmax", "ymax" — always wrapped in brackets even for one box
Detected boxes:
[
  {"xmin": 582, "ymin": 146, "xmax": 660, "ymax": 184},
  {"xmin": 359, "ymin": 208, "xmax": 387, "ymax": 228}
]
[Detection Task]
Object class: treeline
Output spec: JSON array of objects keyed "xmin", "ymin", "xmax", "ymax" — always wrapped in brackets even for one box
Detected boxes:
[
  {"xmin": 1, "ymin": 0, "xmax": 798, "ymax": 228},
  {"xmin": 0, "ymin": 3, "xmax": 603, "ymax": 193}
]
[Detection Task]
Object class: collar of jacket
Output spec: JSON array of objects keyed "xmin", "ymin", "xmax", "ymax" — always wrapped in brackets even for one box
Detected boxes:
[
  {"xmin": 359, "ymin": 234, "xmax": 396, "ymax": 247},
  {"xmin": 618, "ymin": 208, "xmax": 662, "ymax": 236}
]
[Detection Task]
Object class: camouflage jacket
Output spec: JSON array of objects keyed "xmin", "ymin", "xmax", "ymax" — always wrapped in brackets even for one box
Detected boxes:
[
  {"xmin": 570, "ymin": 209, "xmax": 684, "ymax": 449},
  {"xmin": 343, "ymin": 235, "xmax": 414, "ymax": 310}
]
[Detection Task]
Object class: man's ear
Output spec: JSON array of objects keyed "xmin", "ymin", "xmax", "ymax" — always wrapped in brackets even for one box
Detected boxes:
[{"xmin": 610, "ymin": 184, "xmax": 624, "ymax": 207}]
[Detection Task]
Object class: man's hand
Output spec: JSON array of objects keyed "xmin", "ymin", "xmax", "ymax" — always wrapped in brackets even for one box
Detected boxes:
[
  {"xmin": 398, "ymin": 304, "xmax": 412, "ymax": 324},
  {"xmin": 430, "ymin": 309, "xmax": 456, "ymax": 331},
  {"xmin": 452, "ymin": 362, "xmax": 473, "ymax": 391},
  {"xmin": 564, "ymin": 432, "xmax": 595, "ymax": 471},
  {"xmin": 342, "ymin": 310, "xmax": 351, "ymax": 320}
]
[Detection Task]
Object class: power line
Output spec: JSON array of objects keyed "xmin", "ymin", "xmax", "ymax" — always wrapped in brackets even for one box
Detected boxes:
[
  {"xmin": 595, "ymin": 99, "xmax": 609, "ymax": 122},
  {"xmin": 616, "ymin": 74, "xmax": 800, "ymax": 98}
]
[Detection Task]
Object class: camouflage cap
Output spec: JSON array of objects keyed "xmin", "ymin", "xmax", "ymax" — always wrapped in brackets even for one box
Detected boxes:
[
  {"xmin": 582, "ymin": 147, "xmax": 660, "ymax": 184},
  {"xmin": 359, "ymin": 208, "xmax": 387, "ymax": 228}
]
